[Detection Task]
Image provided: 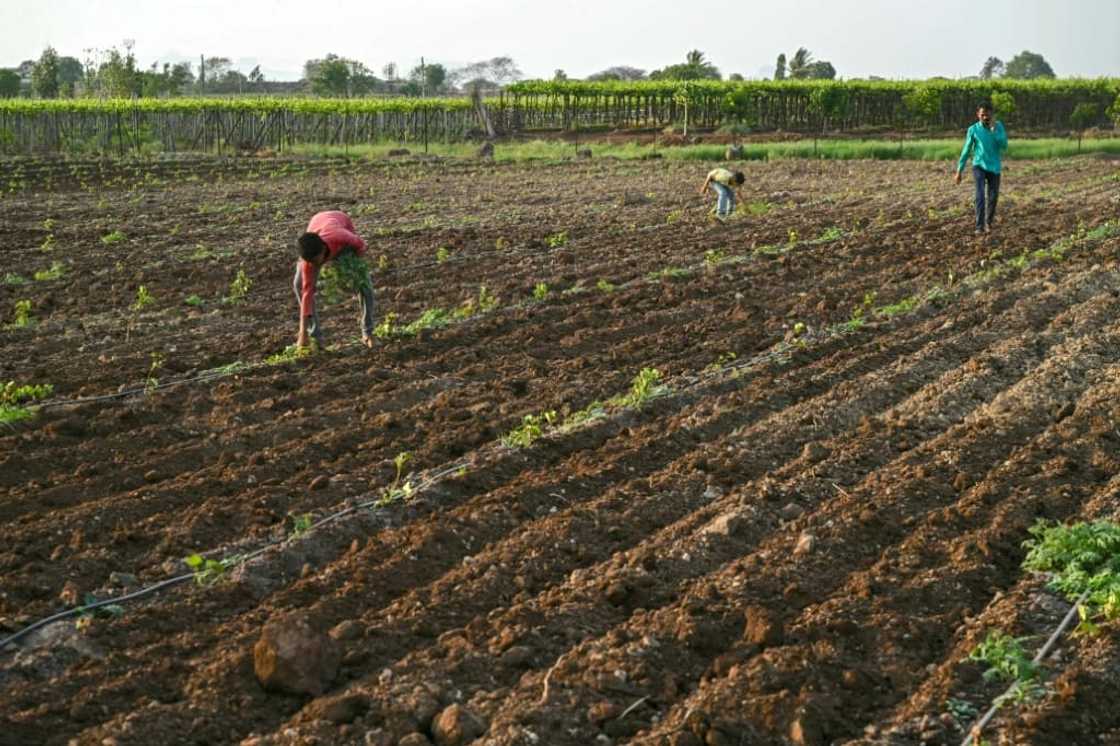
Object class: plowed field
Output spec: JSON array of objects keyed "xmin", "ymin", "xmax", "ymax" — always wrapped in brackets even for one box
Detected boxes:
[{"xmin": 2, "ymin": 153, "xmax": 1120, "ymax": 746}]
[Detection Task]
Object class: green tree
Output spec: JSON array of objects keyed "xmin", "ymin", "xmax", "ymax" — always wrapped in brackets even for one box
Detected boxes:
[
  {"xmin": 57, "ymin": 56, "xmax": 83, "ymax": 96},
  {"xmin": 96, "ymin": 46, "xmax": 140, "ymax": 97},
  {"xmin": 31, "ymin": 46, "xmax": 61, "ymax": 98},
  {"xmin": 775, "ymin": 53, "xmax": 786, "ymax": 80},
  {"xmin": 553, "ymin": 69, "xmax": 568, "ymax": 81},
  {"xmin": 650, "ymin": 50, "xmax": 720, "ymax": 80},
  {"xmin": 1070, "ymin": 102, "xmax": 1099, "ymax": 152},
  {"xmin": 1003, "ymin": 50, "xmax": 1055, "ymax": 79},
  {"xmin": 787, "ymin": 47, "xmax": 813, "ymax": 79},
  {"xmin": 586, "ymin": 66, "xmax": 646, "ymax": 81},
  {"xmin": 989, "ymin": 90, "xmax": 1016, "ymax": 123},
  {"xmin": 409, "ymin": 62, "xmax": 447, "ymax": 93},
  {"xmin": 248, "ymin": 65, "xmax": 265, "ymax": 90},
  {"xmin": 979, "ymin": 56, "xmax": 1004, "ymax": 79},
  {"xmin": 0, "ymin": 70, "xmax": 19, "ymax": 98},
  {"xmin": 902, "ymin": 84, "xmax": 942, "ymax": 131},
  {"xmin": 804, "ymin": 61, "xmax": 837, "ymax": 79},
  {"xmin": 307, "ymin": 54, "xmax": 351, "ymax": 96}
]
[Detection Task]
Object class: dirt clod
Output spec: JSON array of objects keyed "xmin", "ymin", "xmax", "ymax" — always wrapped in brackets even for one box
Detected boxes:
[{"xmin": 253, "ymin": 613, "xmax": 340, "ymax": 696}]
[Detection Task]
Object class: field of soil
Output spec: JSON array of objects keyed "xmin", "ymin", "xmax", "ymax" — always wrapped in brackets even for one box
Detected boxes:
[{"xmin": 1, "ymin": 152, "xmax": 1119, "ymax": 746}]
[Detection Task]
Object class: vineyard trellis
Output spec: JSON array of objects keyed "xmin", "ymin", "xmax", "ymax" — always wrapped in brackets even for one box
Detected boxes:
[{"xmin": 0, "ymin": 78, "xmax": 1117, "ymax": 156}]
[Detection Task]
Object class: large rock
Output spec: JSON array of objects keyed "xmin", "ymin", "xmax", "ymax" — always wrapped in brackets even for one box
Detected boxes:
[
  {"xmin": 254, "ymin": 613, "xmax": 340, "ymax": 696},
  {"xmin": 431, "ymin": 704, "xmax": 484, "ymax": 746}
]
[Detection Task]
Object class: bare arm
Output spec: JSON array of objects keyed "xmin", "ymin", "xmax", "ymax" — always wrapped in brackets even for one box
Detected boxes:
[{"xmin": 698, "ymin": 175, "xmax": 712, "ymax": 195}]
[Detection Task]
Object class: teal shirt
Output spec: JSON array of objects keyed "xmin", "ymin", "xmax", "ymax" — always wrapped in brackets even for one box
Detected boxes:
[{"xmin": 957, "ymin": 121, "xmax": 1008, "ymax": 174}]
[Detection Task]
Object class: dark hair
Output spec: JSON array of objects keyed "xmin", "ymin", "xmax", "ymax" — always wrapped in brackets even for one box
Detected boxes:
[
  {"xmin": 732, "ymin": 171, "xmax": 746, "ymax": 185},
  {"xmin": 977, "ymin": 101, "xmax": 993, "ymax": 112},
  {"xmin": 297, "ymin": 232, "xmax": 328, "ymax": 261}
]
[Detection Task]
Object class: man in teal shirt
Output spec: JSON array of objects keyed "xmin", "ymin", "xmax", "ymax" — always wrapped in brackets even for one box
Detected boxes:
[{"xmin": 955, "ymin": 102, "xmax": 1008, "ymax": 234}]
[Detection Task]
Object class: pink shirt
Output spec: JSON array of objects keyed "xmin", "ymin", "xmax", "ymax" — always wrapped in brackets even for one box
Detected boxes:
[{"xmin": 299, "ymin": 211, "xmax": 367, "ymax": 317}]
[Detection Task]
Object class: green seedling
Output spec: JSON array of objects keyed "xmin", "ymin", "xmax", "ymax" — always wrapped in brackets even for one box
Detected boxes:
[
  {"xmin": 436, "ymin": 246, "xmax": 451, "ymax": 263},
  {"xmin": 532, "ymin": 282, "xmax": 550, "ymax": 302},
  {"xmin": 265, "ymin": 343, "xmax": 315, "ymax": 365},
  {"xmin": 967, "ymin": 629, "xmax": 1038, "ymax": 684},
  {"xmin": 596, "ymin": 278, "xmax": 616, "ymax": 294},
  {"xmin": 33, "ymin": 262, "xmax": 64, "ymax": 281},
  {"xmin": 787, "ymin": 229, "xmax": 799, "ymax": 245},
  {"xmin": 818, "ymin": 226, "xmax": 843, "ymax": 241},
  {"xmin": 666, "ymin": 209, "xmax": 683, "ymax": 224},
  {"xmin": 184, "ymin": 294, "xmax": 204, "ymax": 307},
  {"xmin": 495, "ymin": 237, "xmax": 509, "ymax": 251},
  {"xmin": 746, "ymin": 201, "xmax": 772, "ymax": 216},
  {"xmin": 39, "ymin": 234, "xmax": 55, "ymax": 252},
  {"xmin": 145, "ymin": 351, "xmax": 164, "ymax": 393},
  {"xmin": 320, "ymin": 253, "xmax": 372, "ymax": 304},
  {"xmin": 131, "ymin": 286, "xmax": 154, "ymax": 312},
  {"xmin": 945, "ymin": 697, "xmax": 979, "ymax": 724},
  {"xmin": 502, "ymin": 411, "xmax": 557, "ymax": 448},
  {"xmin": 227, "ymin": 268, "xmax": 252, "ymax": 304},
  {"xmin": 374, "ymin": 313, "xmax": 398, "ymax": 339},
  {"xmin": 875, "ymin": 295, "xmax": 919, "ymax": 318},
  {"xmin": 3, "ymin": 273, "xmax": 27, "ymax": 286},
  {"xmin": 42, "ymin": 218, "xmax": 55, "ymax": 231},
  {"xmin": 377, "ymin": 254, "xmax": 390, "ymax": 272},
  {"xmin": 610, "ymin": 367, "xmax": 667, "ymax": 409},
  {"xmin": 647, "ymin": 267, "xmax": 692, "ymax": 282},
  {"xmin": 11, "ymin": 300, "xmax": 32, "ymax": 328},
  {"xmin": 290, "ymin": 513, "xmax": 314, "ymax": 537},
  {"xmin": 546, "ymin": 231, "xmax": 568, "ymax": 248},
  {"xmin": 101, "ymin": 229, "xmax": 126, "ymax": 245},
  {"xmin": 0, "ymin": 380, "xmax": 53, "ymax": 425},
  {"xmin": 705, "ymin": 351, "xmax": 738, "ymax": 371},
  {"xmin": 76, "ymin": 592, "xmax": 125, "ymax": 620},
  {"xmin": 183, "ymin": 553, "xmax": 241, "ymax": 586},
  {"xmin": 378, "ymin": 451, "xmax": 415, "ymax": 506},
  {"xmin": 704, "ymin": 248, "xmax": 727, "ymax": 266}
]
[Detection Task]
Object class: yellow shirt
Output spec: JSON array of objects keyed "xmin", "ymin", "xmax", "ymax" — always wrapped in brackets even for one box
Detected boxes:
[{"xmin": 708, "ymin": 168, "xmax": 735, "ymax": 186}]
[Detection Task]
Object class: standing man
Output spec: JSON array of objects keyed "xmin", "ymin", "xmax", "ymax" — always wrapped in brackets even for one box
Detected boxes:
[
  {"xmin": 294, "ymin": 210, "xmax": 375, "ymax": 349},
  {"xmin": 955, "ymin": 102, "xmax": 1008, "ymax": 234}
]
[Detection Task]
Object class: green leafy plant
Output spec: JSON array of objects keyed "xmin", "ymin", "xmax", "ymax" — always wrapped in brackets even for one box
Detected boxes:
[
  {"xmin": 787, "ymin": 228, "xmax": 799, "ymax": 245},
  {"xmin": 290, "ymin": 513, "xmax": 314, "ymax": 537},
  {"xmin": 10, "ymin": 299, "xmax": 32, "ymax": 328},
  {"xmin": 184, "ymin": 294, "xmax": 204, "ymax": 307},
  {"xmin": 101, "ymin": 229, "xmax": 126, "ymax": 245},
  {"xmin": 227, "ymin": 268, "xmax": 251, "ymax": 304},
  {"xmin": 33, "ymin": 262, "xmax": 64, "ymax": 281},
  {"xmin": 3, "ymin": 273, "xmax": 27, "ymax": 286},
  {"xmin": 76, "ymin": 592, "xmax": 125, "ymax": 620},
  {"xmin": 1023, "ymin": 520, "xmax": 1120, "ymax": 632},
  {"xmin": 704, "ymin": 248, "xmax": 727, "ymax": 266},
  {"xmin": 818, "ymin": 226, "xmax": 843, "ymax": 241},
  {"xmin": 374, "ymin": 312, "xmax": 398, "ymax": 339},
  {"xmin": 454, "ymin": 285, "xmax": 499, "ymax": 319},
  {"xmin": 320, "ymin": 252, "xmax": 372, "ymax": 303},
  {"xmin": 532, "ymin": 282, "xmax": 550, "ymax": 302},
  {"xmin": 610, "ymin": 367, "xmax": 667, "ymax": 409},
  {"xmin": 596, "ymin": 278, "xmax": 617, "ymax": 293},
  {"xmin": 546, "ymin": 231, "xmax": 568, "ymax": 248},
  {"xmin": 131, "ymin": 285, "xmax": 154, "ymax": 312},
  {"xmin": 183, "ymin": 553, "xmax": 241, "ymax": 585},
  {"xmin": 39, "ymin": 234, "xmax": 55, "ymax": 252},
  {"xmin": 377, "ymin": 254, "xmax": 390, "ymax": 272},
  {"xmin": 647, "ymin": 266, "xmax": 693, "ymax": 281},
  {"xmin": 0, "ymin": 380, "xmax": 53, "ymax": 425},
  {"xmin": 436, "ymin": 246, "xmax": 451, "ymax": 263},
  {"xmin": 265, "ymin": 343, "xmax": 315, "ymax": 365},
  {"xmin": 968, "ymin": 629, "xmax": 1038, "ymax": 684},
  {"xmin": 145, "ymin": 351, "xmax": 164, "ymax": 393},
  {"xmin": 502, "ymin": 411, "xmax": 557, "ymax": 448},
  {"xmin": 666, "ymin": 209, "xmax": 683, "ymax": 224},
  {"xmin": 378, "ymin": 451, "xmax": 415, "ymax": 506}
]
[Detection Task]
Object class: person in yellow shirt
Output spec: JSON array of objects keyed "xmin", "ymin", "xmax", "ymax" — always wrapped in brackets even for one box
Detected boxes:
[{"xmin": 699, "ymin": 167, "xmax": 745, "ymax": 219}]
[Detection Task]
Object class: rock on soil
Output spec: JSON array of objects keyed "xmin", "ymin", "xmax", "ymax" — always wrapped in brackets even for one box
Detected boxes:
[
  {"xmin": 431, "ymin": 703, "xmax": 485, "ymax": 746},
  {"xmin": 253, "ymin": 613, "xmax": 340, "ymax": 696}
]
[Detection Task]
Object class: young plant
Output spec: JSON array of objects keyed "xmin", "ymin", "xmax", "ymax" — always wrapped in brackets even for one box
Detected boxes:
[
  {"xmin": 131, "ymin": 285, "xmax": 154, "ymax": 312},
  {"xmin": 596, "ymin": 278, "xmax": 616, "ymax": 294},
  {"xmin": 33, "ymin": 262, "xmax": 64, "ymax": 281},
  {"xmin": 0, "ymin": 380, "xmax": 53, "ymax": 425},
  {"xmin": 968, "ymin": 629, "xmax": 1038, "ymax": 684},
  {"xmin": 227, "ymin": 268, "xmax": 252, "ymax": 304},
  {"xmin": 378, "ymin": 451, "xmax": 415, "ymax": 506},
  {"xmin": 183, "ymin": 553, "xmax": 241, "ymax": 586},
  {"xmin": 320, "ymin": 253, "xmax": 372, "ymax": 304},
  {"xmin": 1023, "ymin": 519, "xmax": 1120, "ymax": 631},
  {"xmin": 101, "ymin": 229, "xmax": 126, "ymax": 245},
  {"xmin": 610, "ymin": 368, "xmax": 667, "ymax": 409},
  {"xmin": 818, "ymin": 226, "xmax": 843, "ymax": 241},
  {"xmin": 39, "ymin": 234, "xmax": 55, "ymax": 252},
  {"xmin": 10, "ymin": 300, "xmax": 33, "ymax": 328},
  {"xmin": 145, "ymin": 351, "xmax": 165, "ymax": 393},
  {"xmin": 704, "ymin": 248, "xmax": 727, "ymax": 266},
  {"xmin": 184, "ymin": 294, "xmax": 204, "ymax": 307},
  {"xmin": 436, "ymin": 246, "xmax": 451, "ymax": 263},
  {"xmin": 532, "ymin": 282, "xmax": 550, "ymax": 302},
  {"xmin": 546, "ymin": 231, "xmax": 568, "ymax": 248},
  {"xmin": 265, "ymin": 343, "xmax": 315, "ymax": 365},
  {"xmin": 374, "ymin": 312, "xmax": 398, "ymax": 339},
  {"xmin": 290, "ymin": 512, "xmax": 314, "ymax": 538},
  {"xmin": 502, "ymin": 411, "xmax": 558, "ymax": 448},
  {"xmin": 3, "ymin": 273, "xmax": 27, "ymax": 286}
]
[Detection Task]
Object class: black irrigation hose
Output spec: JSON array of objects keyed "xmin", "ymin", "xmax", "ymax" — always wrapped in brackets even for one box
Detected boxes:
[{"xmin": 0, "ymin": 462, "xmax": 469, "ymax": 654}]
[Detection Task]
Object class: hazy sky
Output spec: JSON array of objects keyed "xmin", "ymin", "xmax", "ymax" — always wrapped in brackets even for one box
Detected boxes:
[{"xmin": 4, "ymin": 0, "xmax": 1118, "ymax": 81}]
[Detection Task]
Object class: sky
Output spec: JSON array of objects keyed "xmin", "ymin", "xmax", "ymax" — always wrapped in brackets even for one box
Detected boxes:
[{"xmin": 3, "ymin": 0, "xmax": 1118, "ymax": 82}]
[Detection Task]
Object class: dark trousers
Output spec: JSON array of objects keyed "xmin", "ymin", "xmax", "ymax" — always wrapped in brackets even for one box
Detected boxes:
[{"xmin": 973, "ymin": 166, "xmax": 1000, "ymax": 229}]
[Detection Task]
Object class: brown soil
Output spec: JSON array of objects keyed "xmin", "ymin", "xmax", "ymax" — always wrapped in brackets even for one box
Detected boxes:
[{"xmin": 1, "ymin": 153, "xmax": 1119, "ymax": 746}]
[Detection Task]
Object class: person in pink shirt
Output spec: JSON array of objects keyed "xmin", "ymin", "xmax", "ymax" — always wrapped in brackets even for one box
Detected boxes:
[{"xmin": 294, "ymin": 210, "xmax": 375, "ymax": 349}]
